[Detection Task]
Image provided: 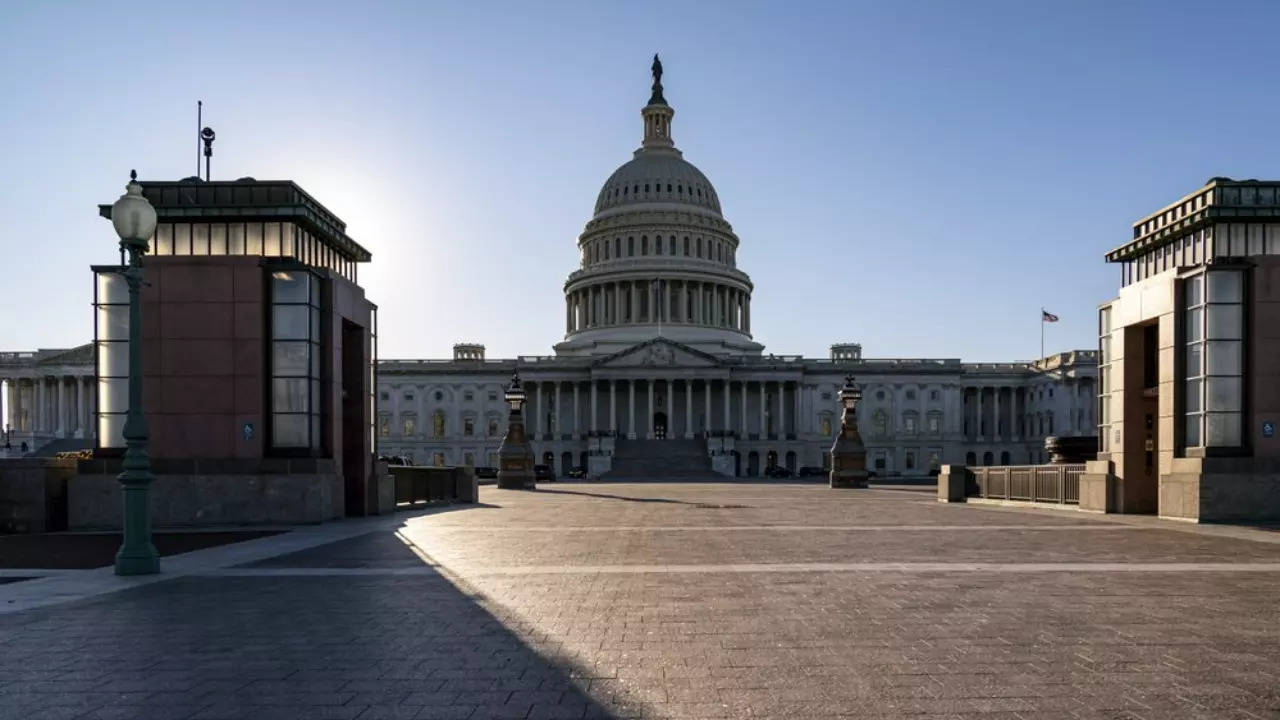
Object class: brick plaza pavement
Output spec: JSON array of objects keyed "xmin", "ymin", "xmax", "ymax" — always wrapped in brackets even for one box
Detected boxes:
[{"xmin": 2, "ymin": 482, "xmax": 1280, "ymax": 719}]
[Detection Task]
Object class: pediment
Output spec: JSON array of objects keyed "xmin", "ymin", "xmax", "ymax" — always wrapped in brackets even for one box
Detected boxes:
[{"xmin": 593, "ymin": 338, "xmax": 721, "ymax": 369}]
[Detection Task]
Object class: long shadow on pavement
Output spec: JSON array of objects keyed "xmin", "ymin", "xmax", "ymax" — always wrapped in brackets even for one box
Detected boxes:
[{"xmin": 0, "ymin": 526, "xmax": 623, "ymax": 720}]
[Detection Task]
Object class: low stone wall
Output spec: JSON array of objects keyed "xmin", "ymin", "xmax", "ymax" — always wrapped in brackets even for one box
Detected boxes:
[
  {"xmin": 0, "ymin": 458, "xmax": 77, "ymax": 533},
  {"xmin": 388, "ymin": 466, "xmax": 477, "ymax": 507},
  {"xmin": 936, "ymin": 465, "xmax": 972, "ymax": 502},
  {"xmin": 70, "ymin": 457, "xmax": 342, "ymax": 530},
  {"xmin": 1162, "ymin": 456, "xmax": 1280, "ymax": 522}
]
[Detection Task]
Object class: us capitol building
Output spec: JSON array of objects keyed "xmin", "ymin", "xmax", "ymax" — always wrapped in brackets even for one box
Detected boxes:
[{"xmin": 376, "ymin": 58, "xmax": 1098, "ymax": 478}]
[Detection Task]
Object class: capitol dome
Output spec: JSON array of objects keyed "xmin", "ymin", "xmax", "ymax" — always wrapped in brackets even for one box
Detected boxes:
[
  {"xmin": 593, "ymin": 153, "xmax": 722, "ymax": 216},
  {"xmin": 553, "ymin": 56, "xmax": 762, "ymax": 360}
]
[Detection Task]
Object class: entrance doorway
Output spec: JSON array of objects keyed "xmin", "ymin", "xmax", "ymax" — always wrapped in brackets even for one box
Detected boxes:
[
  {"xmin": 341, "ymin": 320, "xmax": 365, "ymax": 517},
  {"xmin": 654, "ymin": 411, "xmax": 667, "ymax": 439},
  {"xmin": 561, "ymin": 451, "xmax": 573, "ymax": 475},
  {"xmin": 1120, "ymin": 322, "xmax": 1160, "ymax": 513},
  {"xmin": 765, "ymin": 450, "xmax": 778, "ymax": 470},
  {"xmin": 747, "ymin": 451, "xmax": 759, "ymax": 477}
]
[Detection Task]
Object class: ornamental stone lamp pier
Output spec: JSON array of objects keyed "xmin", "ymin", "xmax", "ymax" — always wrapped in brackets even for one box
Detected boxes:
[
  {"xmin": 110, "ymin": 171, "xmax": 161, "ymax": 574},
  {"xmin": 496, "ymin": 370, "xmax": 536, "ymax": 490},
  {"xmin": 829, "ymin": 375, "xmax": 869, "ymax": 489}
]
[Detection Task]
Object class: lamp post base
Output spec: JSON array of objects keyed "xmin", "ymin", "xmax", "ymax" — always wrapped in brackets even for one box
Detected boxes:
[{"xmin": 114, "ymin": 546, "xmax": 161, "ymax": 575}]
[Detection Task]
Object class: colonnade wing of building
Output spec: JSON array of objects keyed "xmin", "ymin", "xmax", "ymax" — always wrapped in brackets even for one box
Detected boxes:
[{"xmin": 0, "ymin": 345, "xmax": 96, "ymax": 455}]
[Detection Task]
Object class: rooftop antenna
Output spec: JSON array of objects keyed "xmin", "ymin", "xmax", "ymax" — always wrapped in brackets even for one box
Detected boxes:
[
  {"xmin": 196, "ymin": 101, "xmax": 202, "ymax": 178},
  {"xmin": 201, "ymin": 125, "xmax": 216, "ymax": 181}
]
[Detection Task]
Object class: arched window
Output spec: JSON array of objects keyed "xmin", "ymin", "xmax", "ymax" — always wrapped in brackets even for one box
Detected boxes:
[
  {"xmin": 683, "ymin": 237, "xmax": 689, "ymax": 255},
  {"xmin": 696, "ymin": 237, "xmax": 703, "ymax": 257},
  {"xmin": 641, "ymin": 236, "xmax": 648, "ymax": 255},
  {"xmin": 982, "ymin": 451, "xmax": 993, "ymax": 466},
  {"xmin": 615, "ymin": 238, "xmax": 621, "ymax": 257},
  {"xmin": 872, "ymin": 409, "xmax": 888, "ymax": 438},
  {"xmin": 903, "ymin": 411, "xmax": 918, "ymax": 435},
  {"xmin": 965, "ymin": 451, "xmax": 977, "ymax": 466},
  {"xmin": 432, "ymin": 410, "xmax": 445, "ymax": 438}
]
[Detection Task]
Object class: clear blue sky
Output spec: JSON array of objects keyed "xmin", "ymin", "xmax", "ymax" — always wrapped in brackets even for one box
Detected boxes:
[{"xmin": 3, "ymin": 0, "xmax": 1278, "ymax": 362}]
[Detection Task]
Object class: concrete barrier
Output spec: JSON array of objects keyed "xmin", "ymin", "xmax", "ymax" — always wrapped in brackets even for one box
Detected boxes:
[{"xmin": 0, "ymin": 457, "xmax": 77, "ymax": 533}]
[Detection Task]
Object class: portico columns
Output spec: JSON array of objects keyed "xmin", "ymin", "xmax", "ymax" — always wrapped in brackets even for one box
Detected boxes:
[
  {"xmin": 976, "ymin": 387, "xmax": 984, "ymax": 441},
  {"xmin": 993, "ymin": 388, "xmax": 1001, "ymax": 442},
  {"xmin": 684, "ymin": 380, "xmax": 693, "ymax": 438},
  {"xmin": 628, "ymin": 380, "xmax": 636, "ymax": 439},
  {"xmin": 646, "ymin": 380, "xmax": 654, "ymax": 439},
  {"xmin": 759, "ymin": 381, "xmax": 766, "ymax": 438},
  {"xmin": 666, "ymin": 379, "xmax": 673, "ymax": 440},
  {"xmin": 573, "ymin": 383, "xmax": 581, "ymax": 437},
  {"xmin": 76, "ymin": 377, "xmax": 87, "ymax": 437},
  {"xmin": 779, "ymin": 382, "xmax": 786, "ymax": 438},
  {"xmin": 35, "ymin": 378, "xmax": 44, "ymax": 433},
  {"xmin": 536, "ymin": 382, "xmax": 545, "ymax": 439},
  {"xmin": 723, "ymin": 380, "xmax": 730, "ymax": 434},
  {"xmin": 704, "ymin": 380, "xmax": 711, "ymax": 434}
]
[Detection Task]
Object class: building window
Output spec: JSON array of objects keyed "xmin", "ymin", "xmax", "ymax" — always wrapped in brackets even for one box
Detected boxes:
[
  {"xmin": 433, "ymin": 452, "xmax": 445, "ymax": 467},
  {"xmin": 1184, "ymin": 271, "xmax": 1244, "ymax": 448},
  {"xmin": 380, "ymin": 392, "xmax": 389, "ymax": 401},
  {"xmin": 93, "ymin": 269, "xmax": 130, "ymax": 448},
  {"xmin": 488, "ymin": 419, "xmax": 499, "ymax": 437},
  {"xmin": 904, "ymin": 452, "xmax": 915, "ymax": 470},
  {"xmin": 821, "ymin": 392, "xmax": 832, "ymax": 401},
  {"xmin": 872, "ymin": 409, "xmax": 888, "ymax": 437},
  {"xmin": 819, "ymin": 414, "xmax": 832, "ymax": 436},
  {"xmin": 404, "ymin": 392, "xmax": 413, "ymax": 402},
  {"xmin": 402, "ymin": 416, "xmax": 415, "ymax": 437},
  {"xmin": 464, "ymin": 418, "xmax": 475, "ymax": 437},
  {"xmin": 464, "ymin": 452, "xmax": 474, "ymax": 467},
  {"xmin": 488, "ymin": 451, "xmax": 499, "ymax": 466},
  {"xmin": 488, "ymin": 391, "xmax": 497, "ymax": 402},
  {"xmin": 876, "ymin": 390, "xmax": 885, "ymax": 401},
  {"xmin": 270, "ymin": 270, "xmax": 322, "ymax": 450},
  {"xmin": 928, "ymin": 451, "xmax": 940, "ymax": 471},
  {"xmin": 433, "ymin": 410, "xmax": 446, "ymax": 438},
  {"xmin": 379, "ymin": 415, "xmax": 390, "ymax": 438},
  {"xmin": 929, "ymin": 390, "xmax": 939, "ymax": 401},
  {"xmin": 927, "ymin": 413, "xmax": 940, "ymax": 434},
  {"xmin": 464, "ymin": 391, "xmax": 474, "ymax": 402},
  {"xmin": 903, "ymin": 413, "xmax": 917, "ymax": 434},
  {"xmin": 434, "ymin": 390, "xmax": 443, "ymax": 402},
  {"xmin": 906, "ymin": 390, "xmax": 916, "ymax": 400}
]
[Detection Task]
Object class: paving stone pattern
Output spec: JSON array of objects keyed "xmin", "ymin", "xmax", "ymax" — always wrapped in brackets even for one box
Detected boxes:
[{"xmin": 3, "ymin": 482, "xmax": 1280, "ymax": 719}]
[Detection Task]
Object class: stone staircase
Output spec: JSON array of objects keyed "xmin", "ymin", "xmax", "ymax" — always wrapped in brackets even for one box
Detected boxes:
[{"xmin": 603, "ymin": 437, "xmax": 724, "ymax": 480}]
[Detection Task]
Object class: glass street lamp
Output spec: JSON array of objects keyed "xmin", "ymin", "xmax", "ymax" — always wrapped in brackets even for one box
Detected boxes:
[
  {"xmin": 830, "ymin": 374, "xmax": 869, "ymax": 489},
  {"xmin": 496, "ymin": 370, "xmax": 536, "ymax": 489},
  {"xmin": 110, "ymin": 171, "xmax": 160, "ymax": 575}
]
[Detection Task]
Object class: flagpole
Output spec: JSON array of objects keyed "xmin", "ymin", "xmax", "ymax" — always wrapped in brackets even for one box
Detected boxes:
[{"xmin": 1039, "ymin": 307, "xmax": 1044, "ymax": 364}]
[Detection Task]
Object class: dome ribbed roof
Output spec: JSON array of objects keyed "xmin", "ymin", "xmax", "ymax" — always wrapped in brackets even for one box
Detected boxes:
[{"xmin": 593, "ymin": 152, "xmax": 722, "ymax": 216}]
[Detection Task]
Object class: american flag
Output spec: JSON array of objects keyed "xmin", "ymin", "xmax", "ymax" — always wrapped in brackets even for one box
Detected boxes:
[{"xmin": 1042, "ymin": 310, "xmax": 1060, "ymax": 323}]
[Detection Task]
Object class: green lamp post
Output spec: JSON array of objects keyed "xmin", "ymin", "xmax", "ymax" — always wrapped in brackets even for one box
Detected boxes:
[{"xmin": 111, "ymin": 171, "xmax": 160, "ymax": 575}]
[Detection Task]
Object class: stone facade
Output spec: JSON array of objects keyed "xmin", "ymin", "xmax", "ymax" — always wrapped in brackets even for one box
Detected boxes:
[{"xmin": 0, "ymin": 346, "xmax": 95, "ymax": 456}]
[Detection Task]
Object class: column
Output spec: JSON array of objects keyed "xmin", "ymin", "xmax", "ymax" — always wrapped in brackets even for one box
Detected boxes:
[
  {"xmin": 704, "ymin": 379, "xmax": 712, "ymax": 434},
  {"xmin": 993, "ymin": 387, "xmax": 1001, "ymax": 442},
  {"xmin": 555, "ymin": 382, "xmax": 562, "ymax": 437},
  {"xmin": 745, "ymin": 297, "xmax": 751, "ymax": 334},
  {"xmin": 759, "ymin": 381, "xmax": 767, "ymax": 438},
  {"xmin": 75, "ymin": 377, "xmax": 86, "ymax": 436},
  {"xmin": 778, "ymin": 382, "xmax": 786, "ymax": 438},
  {"xmin": 536, "ymin": 382, "xmax": 544, "ymax": 439},
  {"xmin": 740, "ymin": 381, "xmax": 747, "ymax": 437},
  {"xmin": 713, "ymin": 285, "xmax": 721, "ymax": 326},
  {"xmin": 615, "ymin": 284, "xmax": 622, "ymax": 325},
  {"xmin": 975, "ymin": 387, "xmax": 984, "ymax": 441},
  {"xmin": 723, "ymin": 380, "xmax": 730, "ymax": 434},
  {"xmin": 610, "ymin": 380, "xmax": 617, "ymax": 434},
  {"xmin": 685, "ymin": 379, "xmax": 693, "ymax": 438},
  {"xmin": 1010, "ymin": 387, "xmax": 1020, "ymax": 442},
  {"xmin": 647, "ymin": 379, "xmax": 654, "ymax": 439},
  {"xmin": 573, "ymin": 382, "xmax": 581, "ymax": 437},
  {"xmin": 630, "ymin": 282, "xmax": 639, "ymax": 323},
  {"xmin": 665, "ymin": 379, "xmax": 673, "ymax": 440},
  {"xmin": 628, "ymin": 380, "xmax": 636, "ymax": 439},
  {"xmin": 788, "ymin": 381, "xmax": 798, "ymax": 430},
  {"xmin": 35, "ymin": 377, "xmax": 44, "ymax": 433},
  {"xmin": 590, "ymin": 380, "xmax": 598, "ymax": 432}
]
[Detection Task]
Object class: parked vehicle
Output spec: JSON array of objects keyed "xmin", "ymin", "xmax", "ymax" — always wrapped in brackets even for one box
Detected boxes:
[
  {"xmin": 764, "ymin": 465, "xmax": 793, "ymax": 478},
  {"xmin": 797, "ymin": 466, "xmax": 826, "ymax": 477},
  {"xmin": 378, "ymin": 455, "xmax": 410, "ymax": 466},
  {"xmin": 533, "ymin": 464, "xmax": 555, "ymax": 482},
  {"xmin": 473, "ymin": 466, "xmax": 498, "ymax": 479},
  {"xmin": 566, "ymin": 466, "xmax": 587, "ymax": 478}
]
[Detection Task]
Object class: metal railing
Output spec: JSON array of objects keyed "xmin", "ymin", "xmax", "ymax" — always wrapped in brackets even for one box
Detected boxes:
[{"xmin": 972, "ymin": 464, "xmax": 1083, "ymax": 504}]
